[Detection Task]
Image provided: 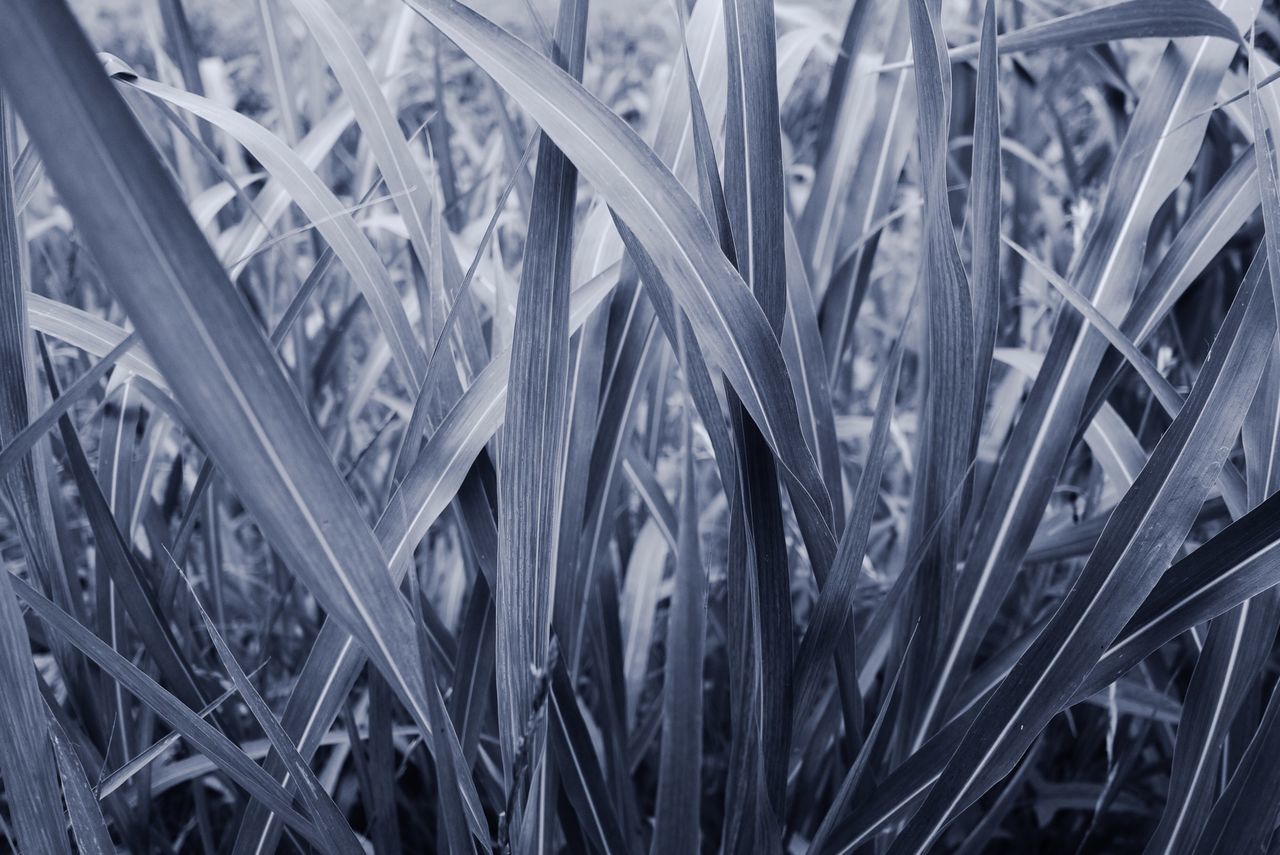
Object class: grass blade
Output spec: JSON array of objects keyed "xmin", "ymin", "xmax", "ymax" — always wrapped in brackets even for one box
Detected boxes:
[
  {"xmin": 106, "ymin": 61, "xmax": 428, "ymax": 388},
  {"xmin": 403, "ymin": 0, "xmax": 838, "ymax": 557},
  {"xmin": 899, "ymin": 0, "xmax": 977, "ymax": 746},
  {"xmin": 494, "ymin": 4, "xmax": 586, "ymax": 844},
  {"xmin": 180, "ymin": 567, "xmax": 364, "ymax": 854},
  {"xmin": 11, "ymin": 574, "xmax": 325, "ymax": 847},
  {"xmin": 969, "ymin": 0, "xmax": 1001, "ymax": 437},
  {"xmin": 651, "ymin": 345, "xmax": 706, "ymax": 854},
  {"xmin": 289, "ymin": 0, "xmax": 443, "ymax": 283},
  {"xmin": 887, "ymin": 252, "xmax": 1272, "ymax": 854},
  {"xmin": 548, "ymin": 655, "xmax": 630, "ymax": 855},
  {"xmin": 791, "ymin": 343, "xmax": 901, "ymax": 735},
  {"xmin": 0, "ymin": 90, "xmax": 78, "ymax": 855},
  {"xmin": 918, "ymin": 0, "xmax": 1256, "ymax": 750},
  {"xmin": 950, "ymin": 0, "xmax": 1242, "ymax": 62},
  {"xmin": 0, "ymin": 2, "xmax": 487, "ymax": 843},
  {"xmin": 46, "ymin": 713, "xmax": 113, "ymax": 855}
]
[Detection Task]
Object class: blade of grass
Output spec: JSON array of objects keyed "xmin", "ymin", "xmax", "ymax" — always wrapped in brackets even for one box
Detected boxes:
[
  {"xmin": 899, "ymin": 0, "xmax": 978, "ymax": 748},
  {"xmin": 954, "ymin": 0, "xmax": 1242, "ymax": 61},
  {"xmin": 179, "ymin": 564, "xmax": 365, "ymax": 855},
  {"xmin": 27, "ymin": 295, "xmax": 165, "ymax": 389},
  {"xmin": 97, "ymin": 673, "xmax": 257, "ymax": 799},
  {"xmin": 1192, "ymin": 668, "xmax": 1280, "ymax": 853},
  {"xmin": 823, "ymin": 468, "xmax": 1280, "ymax": 852},
  {"xmin": 403, "ymin": 0, "xmax": 838, "ymax": 561},
  {"xmin": 0, "ymin": 572, "xmax": 67, "ymax": 854},
  {"xmin": 819, "ymin": 4, "xmax": 914, "ymax": 374},
  {"xmin": 10, "ymin": 573, "xmax": 327, "ymax": 847},
  {"xmin": 105, "ymin": 60, "xmax": 427, "ymax": 389},
  {"xmin": 40, "ymin": 339, "xmax": 211, "ymax": 712},
  {"xmin": 0, "ymin": 1, "xmax": 490, "ymax": 844},
  {"xmin": 289, "ymin": 0, "xmax": 443, "ymax": 283},
  {"xmin": 651, "ymin": 329, "xmax": 706, "ymax": 854},
  {"xmin": 1141, "ymin": 596, "xmax": 1278, "ymax": 854},
  {"xmin": 721, "ymin": 0, "xmax": 797, "ymax": 813},
  {"xmin": 548, "ymin": 654, "xmax": 630, "ymax": 855},
  {"xmin": 886, "ymin": 250, "xmax": 1272, "ymax": 855},
  {"xmin": 915, "ymin": 0, "xmax": 1257, "ymax": 749},
  {"xmin": 494, "ymin": 3, "xmax": 586, "ymax": 845},
  {"xmin": 0, "ymin": 90, "xmax": 76, "ymax": 855},
  {"xmin": 791, "ymin": 342, "xmax": 901, "ymax": 736},
  {"xmin": 970, "ymin": 0, "xmax": 1001, "ymax": 439},
  {"xmin": 46, "ymin": 711, "xmax": 114, "ymax": 855},
  {"xmin": 230, "ymin": 263, "xmax": 619, "ymax": 855}
]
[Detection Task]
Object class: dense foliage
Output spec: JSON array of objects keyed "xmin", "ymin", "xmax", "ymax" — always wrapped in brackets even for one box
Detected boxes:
[{"xmin": 1, "ymin": 0, "xmax": 1280, "ymax": 852}]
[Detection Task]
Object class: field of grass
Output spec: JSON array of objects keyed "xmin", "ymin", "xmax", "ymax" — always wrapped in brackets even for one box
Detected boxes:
[{"xmin": 1, "ymin": 0, "xmax": 1280, "ymax": 852}]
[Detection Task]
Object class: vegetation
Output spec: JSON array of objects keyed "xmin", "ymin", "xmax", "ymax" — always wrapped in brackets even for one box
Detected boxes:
[{"xmin": 0, "ymin": 0, "xmax": 1279, "ymax": 851}]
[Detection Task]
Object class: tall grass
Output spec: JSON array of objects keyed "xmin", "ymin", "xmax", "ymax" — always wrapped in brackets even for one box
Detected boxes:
[{"xmin": 0, "ymin": 0, "xmax": 1276, "ymax": 851}]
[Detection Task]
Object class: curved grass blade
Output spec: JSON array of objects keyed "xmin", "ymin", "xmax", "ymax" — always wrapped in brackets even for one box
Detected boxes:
[
  {"xmin": 945, "ymin": 0, "xmax": 1243, "ymax": 63},
  {"xmin": 289, "ymin": 0, "xmax": 442, "ymax": 283},
  {"xmin": 219, "ymin": 102, "xmax": 356, "ymax": 273},
  {"xmin": 180, "ymin": 567, "xmax": 364, "ymax": 855},
  {"xmin": 46, "ymin": 713, "xmax": 113, "ymax": 855},
  {"xmin": 0, "ymin": 1, "xmax": 488, "ymax": 844},
  {"xmin": 27, "ymin": 295, "xmax": 165, "ymax": 389},
  {"xmin": 10, "ymin": 574, "xmax": 325, "ymax": 848},
  {"xmin": 106, "ymin": 61, "xmax": 427, "ymax": 388},
  {"xmin": 885, "ymin": 251, "xmax": 1272, "ymax": 855},
  {"xmin": 914, "ymin": 0, "xmax": 1257, "ymax": 750},
  {"xmin": 401, "ymin": 0, "xmax": 837, "ymax": 552}
]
